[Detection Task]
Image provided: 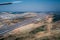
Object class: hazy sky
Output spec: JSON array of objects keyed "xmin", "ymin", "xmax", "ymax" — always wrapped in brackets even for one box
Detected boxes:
[{"xmin": 0, "ymin": 0, "xmax": 60, "ymax": 12}]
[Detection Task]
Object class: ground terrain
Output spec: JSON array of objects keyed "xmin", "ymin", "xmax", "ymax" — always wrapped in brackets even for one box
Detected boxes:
[{"xmin": 0, "ymin": 13, "xmax": 60, "ymax": 40}]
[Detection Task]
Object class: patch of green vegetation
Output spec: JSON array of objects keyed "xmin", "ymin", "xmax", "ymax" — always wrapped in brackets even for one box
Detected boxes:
[
  {"xmin": 53, "ymin": 14, "xmax": 60, "ymax": 22},
  {"xmin": 15, "ymin": 37, "xmax": 24, "ymax": 40},
  {"xmin": 30, "ymin": 25, "xmax": 46, "ymax": 34}
]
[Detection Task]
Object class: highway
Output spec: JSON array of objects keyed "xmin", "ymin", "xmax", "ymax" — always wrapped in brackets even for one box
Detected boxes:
[
  {"xmin": 0, "ymin": 16, "xmax": 40, "ymax": 35},
  {"xmin": 0, "ymin": 13, "xmax": 48, "ymax": 36}
]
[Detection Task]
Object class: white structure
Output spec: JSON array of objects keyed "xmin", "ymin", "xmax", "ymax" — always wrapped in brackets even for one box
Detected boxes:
[
  {"xmin": 0, "ymin": 12, "xmax": 49, "ymax": 20},
  {"xmin": 0, "ymin": 12, "xmax": 37, "ymax": 19},
  {"xmin": 0, "ymin": 13, "xmax": 16, "ymax": 19}
]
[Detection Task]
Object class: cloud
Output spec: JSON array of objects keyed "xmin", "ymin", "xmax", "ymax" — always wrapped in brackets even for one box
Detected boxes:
[{"xmin": 12, "ymin": 1, "xmax": 22, "ymax": 4}]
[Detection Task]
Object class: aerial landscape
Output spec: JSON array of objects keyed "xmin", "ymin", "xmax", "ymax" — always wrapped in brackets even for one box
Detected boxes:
[{"xmin": 0, "ymin": 0, "xmax": 60, "ymax": 40}]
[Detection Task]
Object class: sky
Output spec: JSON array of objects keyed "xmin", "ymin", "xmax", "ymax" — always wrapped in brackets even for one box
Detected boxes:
[{"xmin": 0, "ymin": 0, "xmax": 60, "ymax": 12}]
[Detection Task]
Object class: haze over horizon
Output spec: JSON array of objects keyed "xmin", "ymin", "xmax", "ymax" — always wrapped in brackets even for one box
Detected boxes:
[{"xmin": 0, "ymin": 0, "xmax": 60, "ymax": 12}]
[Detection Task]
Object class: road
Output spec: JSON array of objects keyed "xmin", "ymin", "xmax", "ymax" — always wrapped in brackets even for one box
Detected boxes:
[
  {"xmin": 0, "ymin": 13, "xmax": 48, "ymax": 36},
  {"xmin": 0, "ymin": 16, "xmax": 41, "ymax": 35}
]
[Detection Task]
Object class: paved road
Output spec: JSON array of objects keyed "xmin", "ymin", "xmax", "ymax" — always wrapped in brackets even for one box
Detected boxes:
[
  {"xmin": 0, "ymin": 13, "xmax": 48, "ymax": 36},
  {"xmin": 0, "ymin": 16, "xmax": 41, "ymax": 35}
]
